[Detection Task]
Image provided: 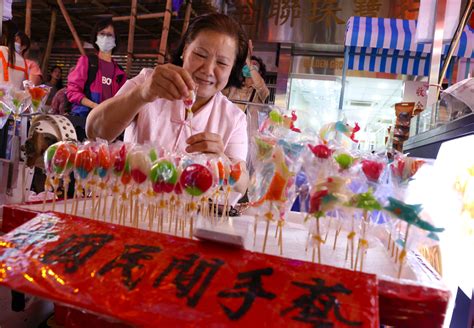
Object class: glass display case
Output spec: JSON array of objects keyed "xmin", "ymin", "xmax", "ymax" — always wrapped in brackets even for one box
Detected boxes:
[{"xmin": 409, "ymin": 86, "xmax": 473, "ymax": 138}]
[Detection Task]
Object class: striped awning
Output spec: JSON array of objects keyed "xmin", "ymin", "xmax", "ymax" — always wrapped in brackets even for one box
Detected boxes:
[{"xmin": 344, "ymin": 16, "xmax": 474, "ymax": 76}]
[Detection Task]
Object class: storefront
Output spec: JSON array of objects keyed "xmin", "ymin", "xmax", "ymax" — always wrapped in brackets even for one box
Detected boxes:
[{"xmin": 224, "ymin": 1, "xmax": 423, "ymax": 150}]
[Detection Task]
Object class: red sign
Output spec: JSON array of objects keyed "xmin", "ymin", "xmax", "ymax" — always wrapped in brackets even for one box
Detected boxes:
[{"xmin": 0, "ymin": 213, "xmax": 379, "ymax": 327}]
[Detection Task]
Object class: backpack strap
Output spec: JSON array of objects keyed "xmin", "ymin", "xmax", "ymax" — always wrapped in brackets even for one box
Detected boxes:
[
  {"xmin": 84, "ymin": 54, "xmax": 99, "ymax": 100},
  {"xmin": 115, "ymin": 61, "xmax": 125, "ymax": 84}
]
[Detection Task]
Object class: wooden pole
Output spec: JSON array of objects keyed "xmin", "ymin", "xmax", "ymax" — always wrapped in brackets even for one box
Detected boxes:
[
  {"xmin": 56, "ymin": 0, "xmax": 86, "ymax": 55},
  {"xmin": 158, "ymin": 0, "xmax": 172, "ymax": 64},
  {"xmin": 113, "ymin": 12, "xmax": 176, "ymax": 22},
  {"xmin": 41, "ymin": 9, "xmax": 57, "ymax": 75},
  {"xmin": 134, "ymin": 54, "xmax": 162, "ymax": 59},
  {"xmin": 25, "ymin": 0, "xmax": 32, "ymax": 37},
  {"xmin": 182, "ymin": 0, "xmax": 192, "ymax": 37},
  {"xmin": 126, "ymin": 0, "xmax": 138, "ymax": 76}
]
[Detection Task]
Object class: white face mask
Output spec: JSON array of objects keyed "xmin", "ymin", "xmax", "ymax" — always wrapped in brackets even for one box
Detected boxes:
[
  {"xmin": 14, "ymin": 42, "xmax": 21, "ymax": 54},
  {"xmin": 95, "ymin": 35, "xmax": 116, "ymax": 53}
]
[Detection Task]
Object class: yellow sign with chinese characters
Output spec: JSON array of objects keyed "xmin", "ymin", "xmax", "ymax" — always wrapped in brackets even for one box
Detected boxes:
[{"xmin": 230, "ymin": 0, "xmax": 420, "ymax": 44}]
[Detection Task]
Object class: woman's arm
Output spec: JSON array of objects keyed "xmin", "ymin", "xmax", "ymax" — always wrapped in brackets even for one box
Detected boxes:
[
  {"xmin": 86, "ymin": 83, "xmax": 146, "ymax": 141},
  {"xmin": 81, "ymin": 97, "xmax": 98, "ymax": 109},
  {"xmin": 86, "ymin": 64, "xmax": 195, "ymax": 141},
  {"xmin": 249, "ymin": 68, "xmax": 269, "ymax": 102},
  {"xmin": 66, "ymin": 55, "xmax": 89, "ymax": 105}
]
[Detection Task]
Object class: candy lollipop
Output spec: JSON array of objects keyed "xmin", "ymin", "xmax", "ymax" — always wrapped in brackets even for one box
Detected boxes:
[
  {"xmin": 0, "ymin": 84, "xmax": 12, "ymax": 129},
  {"xmin": 150, "ymin": 158, "xmax": 178, "ymax": 231},
  {"xmin": 390, "ymin": 154, "xmax": 426, "ymax": 199},
  {"xmin": 108, "ymin": 142, "xmax": 128, "ymax": 223},
  {"xmin": 119, "ymin": 146, "xmax": 133, "ymax": 225},
  {"xmin": 42, "ymin": 143, "xmax": 58, "ymax": 211},
  {"xmin": 128, "ymin": 146, "xmax": 151, "ymax": 228},
  {"xmin": 216, "ymin": 158, "xmax": 236, "ymax": 221},
  {"xmin": 384, "ymin": 198, "xmax": 444, "ymax": 278},
  {"xmin": 180, "ymin": 163, "xmax": 213, "ymax": 196},
  {"xmin": 0, "ymin": 102, "xmax": 11, "ymax": 129},
  {"xmin": 308, "ymin": 143, "xmax": 333, "ymax": 159},
  {"xmin": 183, "ymin": 89, "xmax": 196, "ymax": 132},
  {"xmin": 319, "ymin": 120, "xmax": 360, "ymax": 144},
  {"xmin": 259, "ymin": 109, "xmax": 301, "ymax": 134},
  {"xmin": 168, "ymin": 155, "xmax": 185, "ymax": 235},
  {"xmin": 1, "ymin": 88, "xmax": 31, "ymax": 134},
  {"xmin": 361, "ymin": 159, "xmax": 385, "ymax": 183},
  {"xmin": 251, "ymin": 145, "xmax": 294, "ymax": 254},
  {"xmin": 23, "ymin": 81, "xmax": 51, "ymax": 114},
  {"xmin": 63, "ymin": 142, "xmax": 78, "ymax": 213},
  {"xmin": 150, "ymin": 159, "xmax": 179, "ymax": 193},
  {"xmin": 334, "ymin": 153, "xmax": 355, "ymax": 171},
  {"xmin": 74, "ymin": 144, "xmax": 97, "ymax": 216},
  {"xmin": 51, "ymin": 142, "xmax": 74, "ymax": 212},
  {"xmin": 94, "ymin": 142, "xmax": 112, "ymax": 220},
  {"xmin": 345, "ymin": 190, "xmax": 382, "ymax": 271},
  {"xmin": 307, "ymin": 176, "xmax": 347, "ymax": 264},
  {"xmin": 180, "ymin": 162, "xmax": 214, "ymax": 237},
  {"xmin": 206, "ymin": 157, "xmax": 229, "ymax": 222}
]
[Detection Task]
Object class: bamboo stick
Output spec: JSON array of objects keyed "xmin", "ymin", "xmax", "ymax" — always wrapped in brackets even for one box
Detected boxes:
[
  {"xmin": 158, "ymin": 0, "xmax": 172, "ymax": 64},
  {"xmin": 126, "ymin": 0, "xmax": 138, "ymax": 76},
  {"xmin": 56, "ymin": 0, "xmax": 86, "ymax": 55},
  {"xmin": 41, "ymin": 9, "xmax": 57, "ymax": 74},
  {"xmin": 113, "ymin": 12, "xmax": 177, "ymax": 21},
  {"xmin": 25, "ymin": 0, "xmax": 32, "ymax": 37},
  {"xmin": 181, "ymin": 0, "xmax": 192, "ymax": 37}
]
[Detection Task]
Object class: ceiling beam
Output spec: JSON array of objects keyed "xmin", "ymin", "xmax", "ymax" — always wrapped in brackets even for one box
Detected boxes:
[
  {"xmin": 137, "ymin": 2, "xmax": 181, "ymax": 36},
  {"xmin": 91, "ymin": 0, "xmax": 159, "ymax": 38}
]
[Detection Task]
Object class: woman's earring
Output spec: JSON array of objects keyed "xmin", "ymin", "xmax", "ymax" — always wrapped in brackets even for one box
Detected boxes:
[{"xmin": 180, "ymin": 55, "xmax": 183, "ymax": 60}]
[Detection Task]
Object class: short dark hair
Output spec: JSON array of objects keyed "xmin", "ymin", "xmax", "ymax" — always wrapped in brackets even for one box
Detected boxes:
[
  {"xmin": 1, "ymin": 20, "xmax": 18, "ymax": 66},
  {"xmin": 90, "ymin": 17, "xmax": 120, "ymax": 54},
  {"xmin": 16, "ymin": 31, "xmax": 30, "ymax": 57},
  {"xmin": 251, "ymin": 56, "xmax": 267, "ymax": 80},
  {"xmin": 171, "ymin": 13, "xmax": 248, "ymax": 89}
]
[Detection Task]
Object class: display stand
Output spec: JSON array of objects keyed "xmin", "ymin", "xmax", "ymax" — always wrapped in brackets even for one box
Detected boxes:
[{"xmin": 1, "ymin": 200, "xmax": 449, "ymax": 327}]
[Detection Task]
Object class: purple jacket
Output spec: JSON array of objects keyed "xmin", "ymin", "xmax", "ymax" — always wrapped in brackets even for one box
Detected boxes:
[{"xmin": 67, "ymin": 55, "xmax": 126, "ymax": 116}]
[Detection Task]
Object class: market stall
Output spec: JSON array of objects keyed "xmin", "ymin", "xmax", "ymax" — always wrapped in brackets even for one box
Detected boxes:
[
  {"xmin": 2, "ymin": 3, "xmax": 472, "ymax": 328},
  {"xmin": 1, "ymin": 105, "xmax": 451, "ymax": 327}
]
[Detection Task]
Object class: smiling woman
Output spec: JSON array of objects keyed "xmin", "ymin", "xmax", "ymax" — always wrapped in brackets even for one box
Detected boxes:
[{"xmin": 85, "ymin": 13, "xmax": 250, "ymax": 193}]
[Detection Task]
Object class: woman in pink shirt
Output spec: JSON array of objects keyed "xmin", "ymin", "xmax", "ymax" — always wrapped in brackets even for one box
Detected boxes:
[{"xmin": 86, "ymin": 13, "xmax": 249, "ymax": 193}]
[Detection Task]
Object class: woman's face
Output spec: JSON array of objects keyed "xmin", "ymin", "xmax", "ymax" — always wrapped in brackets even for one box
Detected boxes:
[
  {"xmin": 182, "ymin": 30, "xmax": 237, "ymax": 99},
  {"xmin": 51, "ymin": 68, "xmax": 62, "ymax": 80},
  {"xmin": 98, "ymin": 25, "xmax": 115, "ymax": 38},
  {"xmin": 14, "ymin": 35, "xmax": 24, "ymax": 52}
]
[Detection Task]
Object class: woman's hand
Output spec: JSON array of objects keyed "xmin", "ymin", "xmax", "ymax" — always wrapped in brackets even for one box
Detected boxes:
[
  {"xmin": 246, "ymin": 39, "xmax": 253, "ymax": 66},
  {"xmin": 140, "ymin": 64, "xmax": 195, "ymax": 103},
  {"xmin": 186, "ymin": 132, "xmax": 225, "ymax": 156}
]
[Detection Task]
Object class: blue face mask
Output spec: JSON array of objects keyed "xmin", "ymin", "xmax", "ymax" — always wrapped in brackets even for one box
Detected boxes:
[{"xmin": 242, "ymin": 65, "xmax": 252, "ymax": 78}]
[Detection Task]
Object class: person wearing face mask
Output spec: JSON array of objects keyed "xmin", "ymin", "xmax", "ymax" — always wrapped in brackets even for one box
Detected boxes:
[
  {"xmin": 45, "ymin": 65, "xmax": 64, "ymax": 105},
  {"xmin": 222, "ymin": 40, "xmax": 270, "ymax": 112},
  {"xmin": 67, "ymin": 17, "xmax": 126, "ymax": 117},
  {"xmin": 15, "ymin": 31, "xmax": 42, "ymax": 85},
  {"xmin": 87, "ymin": 13, "xmax": 250, "ymax": 193},
  {"xmin": 0, "ymin": 20, "xmax": 28, "ymax": 89}
]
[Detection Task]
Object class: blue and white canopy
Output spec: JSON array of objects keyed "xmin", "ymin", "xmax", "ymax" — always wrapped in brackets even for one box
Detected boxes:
[{"xmin": 344, "ymin": 16, "xmax": 474, "ymax": 77}]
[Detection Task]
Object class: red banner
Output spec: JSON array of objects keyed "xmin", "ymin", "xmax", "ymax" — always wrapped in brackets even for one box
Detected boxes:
[{"xmin": 0, "ymin": 213, "xmax": 379, "ymax": 327}]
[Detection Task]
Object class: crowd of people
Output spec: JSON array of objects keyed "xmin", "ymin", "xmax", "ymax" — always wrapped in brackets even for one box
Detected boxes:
[{"xmin": 1, "ymin": 14, "xmax": 269, "ymax": 116}]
